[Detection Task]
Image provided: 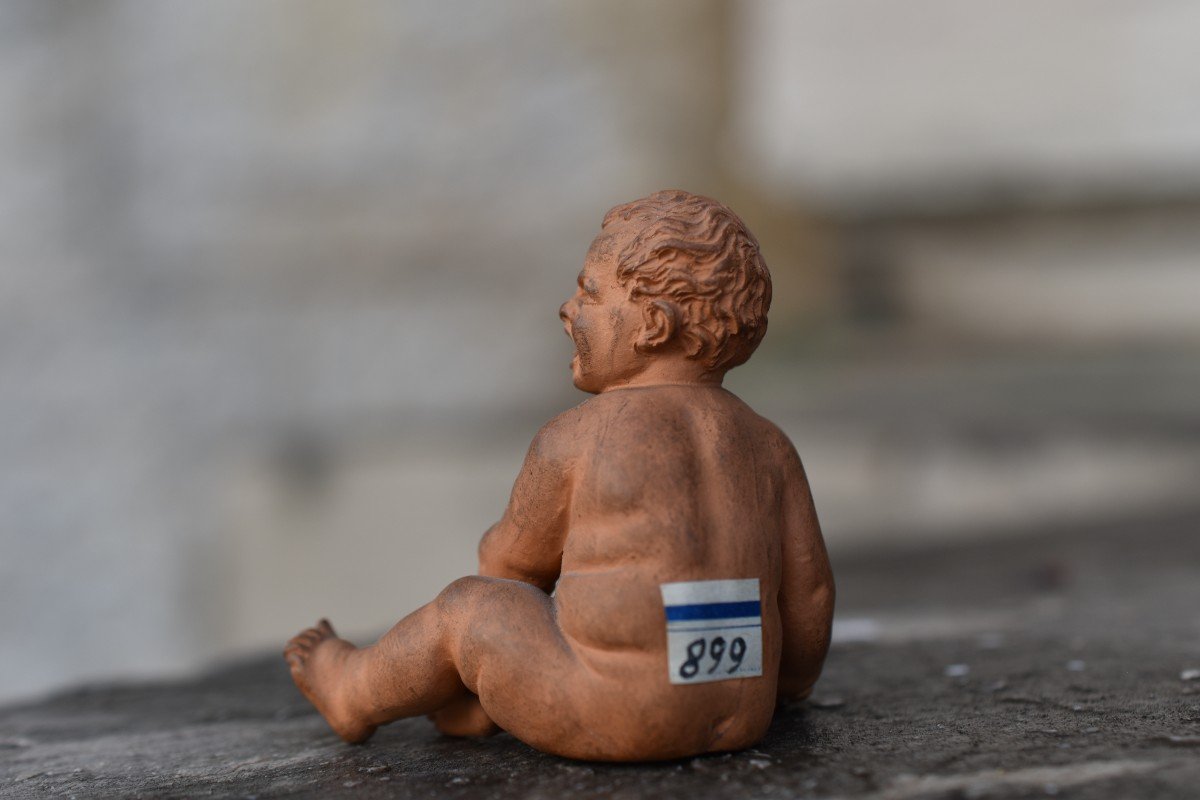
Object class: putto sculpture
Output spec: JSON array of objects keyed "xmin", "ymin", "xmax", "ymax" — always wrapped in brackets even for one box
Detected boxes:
[{"xmin": 285, "ymin": 189, "xmax": 834, "ymax": 761}]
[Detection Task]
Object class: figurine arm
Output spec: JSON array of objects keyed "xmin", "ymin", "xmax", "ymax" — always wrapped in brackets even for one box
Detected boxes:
[
  {"xmin": 476, "ymin": 416, "xmax": 575, "ymax": 593},
  {"xmin": 777, "ymin": 446, "xmax": 835, "ymax": 701}
]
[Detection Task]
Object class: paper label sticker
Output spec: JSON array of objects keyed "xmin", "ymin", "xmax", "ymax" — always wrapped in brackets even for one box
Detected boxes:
[{"xmin": 660, "ymin": 578, "xmax": 763, "ymax": 685}]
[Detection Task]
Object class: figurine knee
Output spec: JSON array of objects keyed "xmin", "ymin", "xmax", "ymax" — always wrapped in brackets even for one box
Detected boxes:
[
  {"xmin": 433, "ymin": 576, "xmax": 492, "ymax": 626},
  {"xmin": 435, "ymin": 575, "xmax": 547, "ymax": 622},
  {"xmin": 433, "ymin": 577, "xmax": 521, "ymax": 661},
  {"xmin": 431, "ymin": 576, "xmax": 557, "ymax": 694}
]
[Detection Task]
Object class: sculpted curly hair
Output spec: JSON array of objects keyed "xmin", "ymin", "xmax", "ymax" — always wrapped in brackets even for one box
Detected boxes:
[{"xmin": 602, "ymin": 189, "xmax": 772, "ymax": 372}]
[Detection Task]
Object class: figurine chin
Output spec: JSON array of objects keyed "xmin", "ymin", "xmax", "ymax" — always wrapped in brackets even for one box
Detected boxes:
[
  {"xmin": 570, "ymin": 355, "xmax": 590, "ymax": 387},
  {"xmin": 571, "ymin": 369, "xmax": 603, "ymax": 395}
]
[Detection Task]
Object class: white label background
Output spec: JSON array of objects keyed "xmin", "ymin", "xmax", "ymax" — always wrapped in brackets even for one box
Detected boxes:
[{"xmin": 660, "ymin": 579, "xmax": 763, "ymax": 685}]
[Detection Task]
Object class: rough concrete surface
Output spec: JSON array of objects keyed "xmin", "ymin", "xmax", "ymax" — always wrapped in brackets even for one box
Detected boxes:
[{"xmin": 3, "ymin": 509, "xmax": 1199, "ymax": 799}]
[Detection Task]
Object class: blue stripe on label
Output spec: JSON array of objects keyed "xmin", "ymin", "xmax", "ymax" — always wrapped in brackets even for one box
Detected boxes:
[{"xmin": 664, "ymin": 600, "xmax": 762, "ymax": 622}]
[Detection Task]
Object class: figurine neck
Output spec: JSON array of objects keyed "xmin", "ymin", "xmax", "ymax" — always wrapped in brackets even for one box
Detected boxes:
[{"xmin": 600, "ymin": 359, "xmax": 725, "ymax": 393}]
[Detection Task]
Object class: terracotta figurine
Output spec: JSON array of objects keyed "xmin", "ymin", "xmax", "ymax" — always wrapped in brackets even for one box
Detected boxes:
[{"xmin": 285, "ymin": 189, "xmax": 834, "ymax": 761}]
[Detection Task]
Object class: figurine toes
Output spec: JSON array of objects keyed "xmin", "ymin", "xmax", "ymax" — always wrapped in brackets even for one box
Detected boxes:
[{"xmin": 284, "ymin": 619, "xmax": 337, "ymax": 668}]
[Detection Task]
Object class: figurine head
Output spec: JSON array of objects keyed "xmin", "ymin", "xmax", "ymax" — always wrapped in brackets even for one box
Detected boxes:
[{"xmin": 560, "ymin": 189, "xmax": 772, "ymax": 394}]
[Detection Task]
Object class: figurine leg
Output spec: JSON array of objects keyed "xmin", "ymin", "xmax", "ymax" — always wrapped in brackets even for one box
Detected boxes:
[
  {"xmin": 427, "ymin": 691, "xmax": 500, "ymax": 737},
  {"xmin": 285, "ymin": 576, "xmax": 576, "ymax": 746}
]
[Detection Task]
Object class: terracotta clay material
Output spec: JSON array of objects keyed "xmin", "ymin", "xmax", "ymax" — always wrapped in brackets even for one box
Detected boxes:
[{"xmin": 284, "ymin": 189, "xmax": 834, "ymax": 762}]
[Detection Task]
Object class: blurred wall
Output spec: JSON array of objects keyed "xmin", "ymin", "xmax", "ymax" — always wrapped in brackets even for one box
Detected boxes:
[
  {"xmin": 3, "ymin": 0, "xmax": 1198, "ymax": 703},
  {"xmin": 1, "ymin": 0, "xmax": 739, "ymax": 701},
  {"xmin": 734, "ymin": 0, "xmax": 1200, "ymax": 345}
]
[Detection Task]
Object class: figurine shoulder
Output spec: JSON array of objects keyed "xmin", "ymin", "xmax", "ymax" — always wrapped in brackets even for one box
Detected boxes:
[
  {"xmin": 527, "ymin": 401, "xmax": 595, "ymax": 465},
  {"xmin": 530, "ymin": 391, "xmax": 646, "ymax": 458},
  {"xmin": 740, "ymin": 406, "xmax": 804, "ymax": 471}
]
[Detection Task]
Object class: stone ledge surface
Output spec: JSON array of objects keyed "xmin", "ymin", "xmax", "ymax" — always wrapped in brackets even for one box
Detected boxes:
[{"xmin": 3, "ymin": 510, "xmax": 1199, "ymax": 799}]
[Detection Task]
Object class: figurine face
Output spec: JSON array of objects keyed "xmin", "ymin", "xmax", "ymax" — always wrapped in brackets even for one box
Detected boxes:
[{"xmin": 559, "ymin": 222, "xmax": 645, "ymax": 394}]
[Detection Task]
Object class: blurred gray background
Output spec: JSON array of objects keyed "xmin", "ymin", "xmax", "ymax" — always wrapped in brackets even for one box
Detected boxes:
[{"xmin": 3, "ymin": 0, "xmax": 1198, "ymax": 704}]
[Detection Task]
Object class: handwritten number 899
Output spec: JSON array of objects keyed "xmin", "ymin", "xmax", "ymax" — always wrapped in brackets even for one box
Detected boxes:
[{"xmin": 678, "ymin": 635, "xmax": 748, "ymax": 679}]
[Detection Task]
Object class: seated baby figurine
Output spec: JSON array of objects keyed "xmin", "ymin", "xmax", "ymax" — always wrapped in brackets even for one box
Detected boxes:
[{"xmin": 285, "ymin": 189, "xmax": 834, "ymax": 761}]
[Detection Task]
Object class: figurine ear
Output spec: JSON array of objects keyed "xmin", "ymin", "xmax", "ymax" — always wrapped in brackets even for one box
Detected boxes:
[{"xmin": 636, "ymin": 299, "xmax": 680, "ymax": 353}]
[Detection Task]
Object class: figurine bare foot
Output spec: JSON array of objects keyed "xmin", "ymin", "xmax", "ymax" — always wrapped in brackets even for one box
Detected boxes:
[
  {"xmin": 428, "ymin": 692, "xmax": 501, "ymax": 738},
  {"xmin": 284, "ymin": 619, "xmax": 376, "ymax": 744}
]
